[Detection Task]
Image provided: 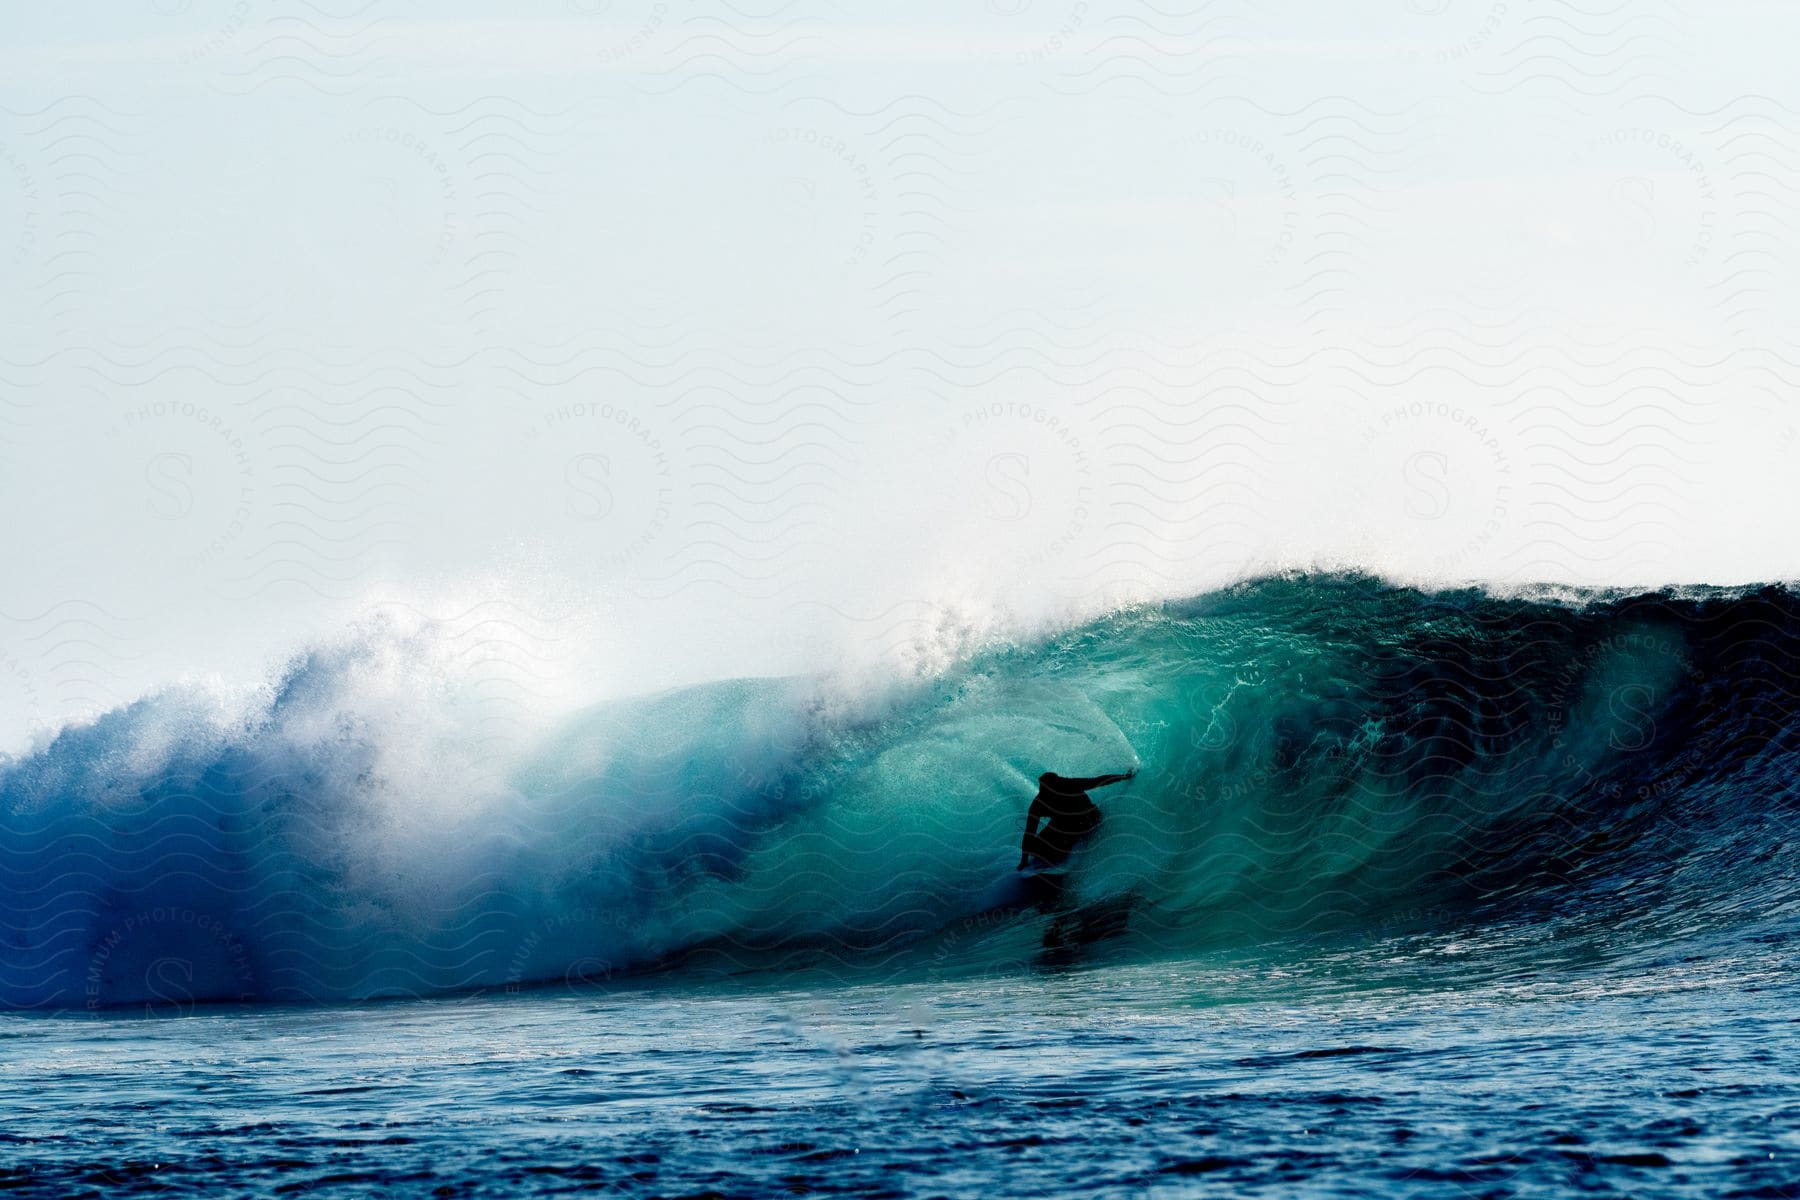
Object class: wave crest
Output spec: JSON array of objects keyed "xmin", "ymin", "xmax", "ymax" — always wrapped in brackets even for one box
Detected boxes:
[{"xmin": 4, "ymin": 574, "xmax": 1796, "ymax": 1008}]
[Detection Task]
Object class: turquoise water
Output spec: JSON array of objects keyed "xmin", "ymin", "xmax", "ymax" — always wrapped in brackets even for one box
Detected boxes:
[{"xmin": 4, "ymin": 575, "xmax": 1799, "ymax": 1194}]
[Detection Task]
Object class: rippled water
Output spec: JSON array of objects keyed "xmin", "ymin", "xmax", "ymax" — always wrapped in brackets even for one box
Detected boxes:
[
  {"xmin": 5, "ymin": 577, "xmax": 1798, "ymax": 1197},
  {"xmin": 4, "ymin": 920, "xmax": 1796, "ymax": 1199}
]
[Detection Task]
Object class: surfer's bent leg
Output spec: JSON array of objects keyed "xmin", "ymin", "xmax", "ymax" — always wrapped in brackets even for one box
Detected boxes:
[{"xmin": 1021, "ymin": 830, "xmax": 1058, "ymax": 868}]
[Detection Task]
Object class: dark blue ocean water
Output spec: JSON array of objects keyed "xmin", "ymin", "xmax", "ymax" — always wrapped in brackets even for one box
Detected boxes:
[
  {"xmin": 4, "ymin": 915, "xmax": 1797, "ymax": 1199},
  {"xmin": 5, "ymin": 576, "xmax": 1800, "ymax": 1195}
]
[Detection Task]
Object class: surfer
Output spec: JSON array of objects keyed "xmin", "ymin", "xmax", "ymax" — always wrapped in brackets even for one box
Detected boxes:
[{"xmin": 1017, "ymin": 769, "xmax": 1136, "ymax": 872}]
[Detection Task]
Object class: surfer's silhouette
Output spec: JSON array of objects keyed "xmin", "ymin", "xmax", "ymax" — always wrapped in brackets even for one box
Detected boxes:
[{"xmin": 1017, "ymin": 769, "xmax": 1136, "ymax": 872}]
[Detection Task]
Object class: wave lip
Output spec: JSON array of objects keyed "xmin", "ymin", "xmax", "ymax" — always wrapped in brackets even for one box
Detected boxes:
[{"xmin": 3, "ymin": 573, "xmax": 1797, "ymax": 1009}]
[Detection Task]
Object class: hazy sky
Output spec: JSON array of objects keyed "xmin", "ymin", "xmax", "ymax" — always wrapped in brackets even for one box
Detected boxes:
[{"xmin": 3, "ymin": 0, "xmax": 1799, "ymax": 748}]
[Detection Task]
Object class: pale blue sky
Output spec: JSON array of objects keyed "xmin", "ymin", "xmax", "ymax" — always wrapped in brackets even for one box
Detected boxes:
[{"xmin": 2, "ymin": 0, "xmax": 1798, "ymax": 747}]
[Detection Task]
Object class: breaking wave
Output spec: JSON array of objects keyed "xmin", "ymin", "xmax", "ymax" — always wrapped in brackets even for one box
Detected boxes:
[{"xmin": 3, "ymin": 573, "xmax": 1797, "ymax": 1008}]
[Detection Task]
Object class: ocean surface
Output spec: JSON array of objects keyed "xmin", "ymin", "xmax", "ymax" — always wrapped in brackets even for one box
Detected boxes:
[{"xmin": 3, "ymin": 574, "xmax": 1798, "ymax": 1196}]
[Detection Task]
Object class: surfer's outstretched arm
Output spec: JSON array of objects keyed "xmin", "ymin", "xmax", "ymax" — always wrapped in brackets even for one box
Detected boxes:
[{"xmin": 1060, "ymin": 769, "xmax": 1137, "ymax": 790}]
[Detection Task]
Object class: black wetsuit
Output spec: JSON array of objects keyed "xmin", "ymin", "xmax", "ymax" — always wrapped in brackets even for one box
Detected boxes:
[{"xmin": 1019, "ymin": 771, "xmax": 1132, "ymax": 869}]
